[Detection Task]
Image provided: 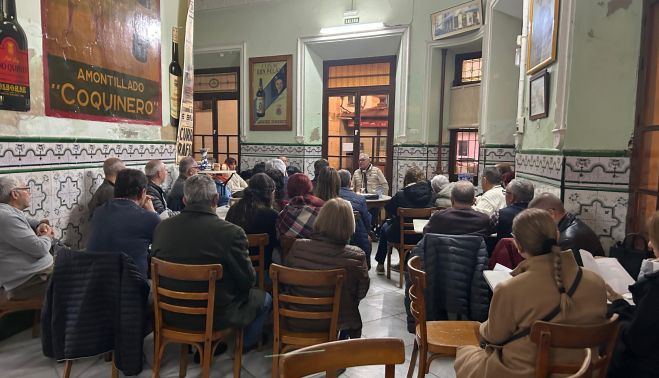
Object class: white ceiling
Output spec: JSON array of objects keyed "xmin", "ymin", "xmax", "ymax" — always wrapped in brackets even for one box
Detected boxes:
[{"xmin": 494, "ymin": 0, "xmax": 523, "ymax": 20}]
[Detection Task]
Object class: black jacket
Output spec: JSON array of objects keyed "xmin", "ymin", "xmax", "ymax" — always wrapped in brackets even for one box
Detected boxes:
[
  {"xmin": 166, "ymin": 176, "xmax": 186, "ymax": 211},
  {"xmin": 147, "ymin": 181, "xmax": 168, "ymax": 214},
  {"xmin": 385, "ymin": 181, "xmax": 434, "ymax": 243},
  {"xmin": 404, "ymin": 233, "xmax": 490, "ymax": 331},
  {"xmin": 558, "ymin": 213, "xmax": 605, "ymax": 265},
  {"xmin": 608, "ymin": 271, "xmax": 659, "ymax": 378},
  {"xmin": 493, "ymin": 202, "xmax": 528, "ymax": 239},
  {"xmin": 88, "ymin": 179, "xmax": 114, "ymax": 219},
  {"xmin": 41, "ymin": 249, "xmax": 149, "ymax": 376}
]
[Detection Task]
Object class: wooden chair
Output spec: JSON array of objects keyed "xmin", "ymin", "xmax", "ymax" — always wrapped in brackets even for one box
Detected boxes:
[
  {"xmin": 247, "ymin": 233, "xmax": 269, "ymax": 290},
  {"xmin": 567, "ymin": 349, "xmax": 593, "ymax": 378},
  {"xmin": 530, "ymin": 314, "xmax": 620, "ymax": 378},
  {"xmin": 0, "ymin": 296, "xmax": 43, "ymax": 338},
  {"xmin": 279, "ymin": 338, "xmax": 406, "ymax": 378},
  {"xmin": 387, "ymin": 207, "xmax": 434, "ymax": 288},
  {"xmin": 279, "ymin": 235, "xmax": 297, "ymax": 262},
  {"xmin": 151, "ymin": 258, "xmax": 243, "ymax": 378},
  {"xmin": 407, "ymin": 256, "xmax": 480, "ymax": 378},
  {"xmin": 270, "ymin": 264, "xmax": 346, "ymax": 378},
  {"xmin": 63, "ymin": 353, "xmax": 118, "ymax": 378}
]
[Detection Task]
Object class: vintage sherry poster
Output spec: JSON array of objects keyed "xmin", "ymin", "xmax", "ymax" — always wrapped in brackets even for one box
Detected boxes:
[
  {"xmin": 249, "ymin": 55, "xmax": 292, "ymax": 131},
  {"xmin": 41, "ymin": 0, "xmax": 162, "ymax": 125},
  {"xmin": 175, "ymin": 0, "xmax": 194, "ymax": 163}
]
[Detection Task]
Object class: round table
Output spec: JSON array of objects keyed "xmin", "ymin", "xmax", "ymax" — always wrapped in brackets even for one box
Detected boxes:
[{"xmin": 365, "ymin": 195, "xmax": 391, "ymax": 230}]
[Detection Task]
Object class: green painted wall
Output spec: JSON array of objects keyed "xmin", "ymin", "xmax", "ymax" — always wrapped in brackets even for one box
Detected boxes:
[
  {"xmin": 194, "ymin": 0, "xmax": 467, "ymax": 145},
  {"xmin": 564, "ymin": 0, "xmax": 642, "ymax": 151},
  {"xmin": 0, "ymin": 0, "xmax": 186, "ymax": 141}
]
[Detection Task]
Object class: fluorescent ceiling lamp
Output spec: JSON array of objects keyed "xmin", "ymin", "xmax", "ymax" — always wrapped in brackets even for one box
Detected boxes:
[{"xmin": 320, "ymin": 22, "xmax": 384, "ymax": 35}]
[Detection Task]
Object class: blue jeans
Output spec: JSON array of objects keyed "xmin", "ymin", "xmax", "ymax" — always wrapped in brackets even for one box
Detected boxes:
[{"xmin": 243, "ymin": 292, "xmax": 272, "ymax": 348}]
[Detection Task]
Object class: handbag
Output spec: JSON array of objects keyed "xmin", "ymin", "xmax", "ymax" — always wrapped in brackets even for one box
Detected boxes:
[{"xmin": 609, "ymin": 233, "xmax": 653, "ymax": 280}]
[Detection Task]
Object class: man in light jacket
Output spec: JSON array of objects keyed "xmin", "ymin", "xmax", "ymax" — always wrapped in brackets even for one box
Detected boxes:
[
  {"xmin": 351, "ymin": 153, "xmax": 389, "ymax": 195},
  {"xmin": 0, "ymin": 176, "xmax": 55, "ymax": 302},
  {"xmin": 473, "ymin": 167, "xmax": 506, "ymax": 216}
]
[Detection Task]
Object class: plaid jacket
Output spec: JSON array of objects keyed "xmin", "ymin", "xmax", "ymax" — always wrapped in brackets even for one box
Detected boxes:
[{"xmin": 276, "ymin": 195, "xmax": 324, "ymax": 239}]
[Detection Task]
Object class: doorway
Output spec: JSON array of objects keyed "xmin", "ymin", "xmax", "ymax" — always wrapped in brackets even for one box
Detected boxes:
[
  {"xmin": 628, "ymin": 0, "xmax": 659, "ymax": 233},
  {"xmin": 322, "ymin": 57, "xmax": 396, "ymax": 193},
  {"xmin": 193, "ymin": 67, "xmax": 241, "ymax": 167}
]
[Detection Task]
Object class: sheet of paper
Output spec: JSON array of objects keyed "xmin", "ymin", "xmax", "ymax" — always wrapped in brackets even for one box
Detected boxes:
[
  {"xmin": 484, "ymin": 270, "xmax": 512, "ymax": 291},
  {"xmin": 580, "ymin": 250, "xmax": 634, "ymax": 294},
  {"xmin": 493, "ymin": 263, "xmax": 512, "ymax": 273},
  {"xmin": 413, "ymin": 219, "xmax": 429, "ymax": 234}
]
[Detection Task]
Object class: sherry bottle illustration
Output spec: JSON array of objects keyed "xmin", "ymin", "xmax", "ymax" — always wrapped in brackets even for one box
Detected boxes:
[
  {"xmin": 169, "ymin": 27, "xmax": 182, "ymax": 127},
  {"xmin": 0, "ymin": 0, "xmax": 30, "ymax": 111},
  {"xmin": 255, "ymin": 78, "xmax": 265, "ymax": 117}
]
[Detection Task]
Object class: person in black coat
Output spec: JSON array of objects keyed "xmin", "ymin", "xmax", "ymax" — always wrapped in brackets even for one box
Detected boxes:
[
  {"xmin": 490, "ymin": 178, "xmax": 535, "ymax": 239},
  {"xmin": 226, "ymin": 173, "xmax": 279, "ymax": 272},
  {"xmin": 375, "ymin": 166, "xmax": 433, "ymax": 274},
  {"xmin": 607, "ymin": 210, "xmax": 659, "ymax": 378}
]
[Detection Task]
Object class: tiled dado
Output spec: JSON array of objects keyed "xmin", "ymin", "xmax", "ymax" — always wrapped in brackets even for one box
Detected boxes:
[
  {"xmin": 478, "ymin": 145, "xmax": 516, "ymax": 188},
  {"xmin": 0, "ymin": 138, "xmax": 177, "ymax": 249},
  {"xmin": 515, "ymin": 151, "xmax": 630, "ymax": 251},
  {"xmin": 240, "ymin": 144, "xmax": 321, "ymax": 177},
  {"xmin": 392, "ymin": 145, "xmax": 447, "ymax": 193}
]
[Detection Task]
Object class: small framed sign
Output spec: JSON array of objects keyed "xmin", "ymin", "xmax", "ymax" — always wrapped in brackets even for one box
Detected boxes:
[
  {"xmin": 431, "ymin": 0, "xmax": 483, "ymax": 40},
  {"xmin": 249, "ymin": 55, "xmax": 292, "ymax": 131},
  {"xmin": 529, "ymin": 69, "xmax": 549, "ymax": 120}
]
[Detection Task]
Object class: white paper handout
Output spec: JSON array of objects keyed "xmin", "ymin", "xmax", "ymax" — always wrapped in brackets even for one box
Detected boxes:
[{"xmin": 579, "ymin": 250, "xmax": 635, "ymax": 294}]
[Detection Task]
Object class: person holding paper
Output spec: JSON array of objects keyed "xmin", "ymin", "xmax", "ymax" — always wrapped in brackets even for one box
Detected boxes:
[
  {"xmin": 528, "ymin": 193, "xmax": 605, "ymax": 265},
  {"xmin": 607, "ymin": 210, "xmax": 659, "ymax": 378},
  {"xmin": 455, "ymin": 209, "xmax": 608, "ymax": 378}
]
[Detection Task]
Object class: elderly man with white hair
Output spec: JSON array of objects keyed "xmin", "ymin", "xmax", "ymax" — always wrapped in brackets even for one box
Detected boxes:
[
  {"xmin": 351, "ymin": 153, "xmax": 389, "ymax": 195},
  {"xmin": 0, "ymin": 176, "xmax": 56, "ymax": 302},
  {"xmin": 430, "ymin": 174, "xmax": 454, "ymax": 208}
]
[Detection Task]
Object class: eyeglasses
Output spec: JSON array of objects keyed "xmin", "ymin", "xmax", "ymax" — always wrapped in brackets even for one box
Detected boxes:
[{"xmin": 13, "ymin": 187, "xmax": 30, "ymax": 193}]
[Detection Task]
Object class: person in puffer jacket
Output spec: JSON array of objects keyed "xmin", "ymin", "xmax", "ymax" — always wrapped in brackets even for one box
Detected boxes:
[{"xmin": 374, "ymin": 166, "xmax": 434, "ymax": 274}]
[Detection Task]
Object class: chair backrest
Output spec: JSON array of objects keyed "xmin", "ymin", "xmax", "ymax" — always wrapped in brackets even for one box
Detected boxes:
[
  {"xmin": 530, "ymin": 314, "xmax": 620, "ymax": 378},
  {"xmin": 567, "ymin": 349, "xmax": 592, "ymax": 378},
  {"xmin": 151, "ymin": 258, "xmax": 223, "ymax": 340},
  {"xmin": 398, "ymin": 207, "xmax": 434, "ymax": 247},
  {"xmin": 247, "ymin": 233, "xmax": 269, "ymax": 289},
  {"xmin": 279, "ymin": 338, "xmax": 406, "ymax": 378},
  {"xmin": 279, "ymin": 235, "xmax": 297, "ymax": 261},
  {"xmin": 270, "ymin": 264, "xmax": 346, "ymax": 345},
  {"xmin": 407, "ymin": 256, "xmax": 428, "ymax": 341}
]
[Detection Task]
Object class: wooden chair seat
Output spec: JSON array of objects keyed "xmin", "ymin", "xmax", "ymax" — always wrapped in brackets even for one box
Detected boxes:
[
  {"xmin": 423, "ymin": 321, "xmax": 480, "ymax": 356},
  {"xmin": 280, "ymin": 329, "xmax": 331, "ymax": 347},
  {"xmin": 160, "ymin": 325, "xmax": 232, "ymax": 343},
  {"xmin": 0, "ymin": 296, "xmax": 44, "ymax": 338}
]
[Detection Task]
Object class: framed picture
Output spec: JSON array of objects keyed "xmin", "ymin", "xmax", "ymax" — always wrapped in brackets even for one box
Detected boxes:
[
  {"xmin": 527, "ymin": 0, "xmax": 560, "ymax": 74},
  {"xmin": 431, "ymin": 0, "xmax": 483, "ymax": 41},
  {"xmin": 529, "ymin": 69, "xmax": 549, "ymax": 120},
  {"xmin": 249, "ymin": 55, "xmax": 292, "ymax": 131}
]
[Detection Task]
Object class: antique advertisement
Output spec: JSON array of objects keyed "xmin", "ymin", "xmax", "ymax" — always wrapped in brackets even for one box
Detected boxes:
[
  {"xmin": 249, "ymin": 55, "xmax": 292, "ymax": 131},
  {"xmin": 175, "ymin": 0, "xmax": 195, "ymax": 163}
]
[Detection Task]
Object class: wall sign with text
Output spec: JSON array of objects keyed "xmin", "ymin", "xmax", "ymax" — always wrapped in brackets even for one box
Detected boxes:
[
  {"xmin": 249, "ymin": 55, "xmax": 292, "ymax": 131},
  {"xmin": 41, "ymin": 0, "xmax": 162, "ymax": 125}
]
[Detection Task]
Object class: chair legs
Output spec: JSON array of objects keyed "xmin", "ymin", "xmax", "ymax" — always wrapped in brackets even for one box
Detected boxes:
[
  {"xmin": 233, "ymin": 329, "xmax": 244, "ymax": 378},
  {"xmin": 201, "ymin": 341, "xmax": 212, "ymax": 378},
  {"xmin": 63, "ymin": 360, "xmax": 73, "ymax": 378},
  {"xmin": 386, "ymin": 243, "xmax": 393, "ymax": 279},
  {"xmin": 417, "ymin": 345, "xmax": 428, "ymax": 378},
  {"xmin": 398, "ymin": 249, "xmax": 405, "ymax": 288},
  {"xmin": 179, "ymin": 344, "xmax": 188, "ymax": 378},
  {"xmin": 407, "ymin": 340, "xmax": 419, "ymax": 378}
]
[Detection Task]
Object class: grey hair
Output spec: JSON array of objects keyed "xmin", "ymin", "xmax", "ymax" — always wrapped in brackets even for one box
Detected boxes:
[
  {"xmin": 338, "ymin": 169, "xmax": 351, "ymax": 188},
  {"xmin": 179, "ymin": 156, "xmax": 196, "ymax": 176},
  {"xmin": 0, "ymin": 176, "xmax": 19, "ymax": 204},
  {"xmin": 507, "ymin": 178, "xmax": 535, "ymax": 203},
  {"xmin": 144, "ymin": 160, "xmax": 164, "ymax": 179},
  {"xmin": 183, "ymin": 174, "xmax": 217, "ymax": 206},
  {"xmin": 103, "ymin": 157, "xmax": 125, "ymax": 177},
  {"xmin": 451, "ymin": 181, "xmax": 476, "ymax": 204},
  {"xmin": 265, "ymin": 158, "xmax": 287, "ymax": 175},
  {"xmin": 430, "ymin": 175, "xmax": 450, "ymax": 193}
]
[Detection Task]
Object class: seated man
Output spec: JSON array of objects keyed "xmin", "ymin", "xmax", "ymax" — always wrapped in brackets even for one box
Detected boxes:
[
  {"xmin": 220, "ymin": 160, "xmax": 248, "ymax": 195},
  {"xmin": 145, "ymin": 159, "xmax": 169, "ymax": 214},
  {"xmin": 351, "ymin": 153, "xmax": 389, "ymax": 195},
  {"xmin": 490, "ymin": 178, "xmax": 535, "ymax": 239},
  {"xmin": 87, "ymin": 169, "xmax": 160, "ymax": 277},
  {"xmin": 424, "ymin": 181, "xmax": 491, "ymax": 237},
  {"xmin": 88, "ymin": 157, "xmax": 125, "ymax": 219},
  {"xmin": 529, "ymin": 192, "xmax": 605, "ymax": 264},
  {"xmin": 473, "ymin": 167, "xmax": 506, "ymax": 216},
  {"xmin": 152, "ymin": 175, "xmax": 271, "ymax": 352},
  {"xmin": 338, "ymin": 169, "xmax": 372, "ymax": 264},
  {"xmin": 167, "ymin": 156, "xmax": 199, "ymax": 211},
  {"xmin": 0, "ymin": 176, "xmax": 55, "ymax": 301}
]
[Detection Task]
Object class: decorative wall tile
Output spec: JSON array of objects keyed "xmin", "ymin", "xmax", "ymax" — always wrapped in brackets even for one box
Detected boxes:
[
  {"xmin": 515, "ymin": 153, "xmax": 564, "ymax": 181},
  {"xmin": 564, "ymin": 189, "xmax": 628, "ymax": 251},
  {"xmin": 483, "ymin": 147, "xmax": 516, "ymax": 165},
  {"xmin": 564, "ymin": 156, "xmax": 630, "ymax": 187}
]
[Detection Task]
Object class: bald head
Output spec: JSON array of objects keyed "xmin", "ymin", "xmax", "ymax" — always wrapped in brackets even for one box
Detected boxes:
[
  {"xmin": 451, "ymin": 181, "xmax": 476, "ymax": 208},
  {"xmin": 528, "ymin": 192, "xmax": 566, "ymax": 223},
  {"xmin": 103, "ymin": 157, "xmax": 125, "ymax": 182}
]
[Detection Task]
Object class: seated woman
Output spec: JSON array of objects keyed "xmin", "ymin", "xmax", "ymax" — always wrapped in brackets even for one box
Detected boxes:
[
  {"xmin": 430, "ymin": 174, "xmax": 453, "ymax": 209},
  {"xmin": 316, "ymin": 168, "xmax": 371, "ymax": 264},
  {"xmin": 455, "ymin": 208, "xmax": 608, "ymax": 378},
  {"xmin": 284, "ymin": 198, "xmax": 370, "ymax": 339},
  {"xmin": 225, "ymin": 173, "xmax": 279, "ymax": 271},
  {"xmin": 374, "ymin": 166, "xmax": 434, "ymax": 274},
  {"xmin": 607, "ymin": 210, "xmax": 659, "ymax": 377},
  {"xmin": 276, "ymin": 173, "xmax": 324, "ymax": 239},
  {"xmin": 264, "ymin": 168, "xmax": 287, "ymax": 212}
]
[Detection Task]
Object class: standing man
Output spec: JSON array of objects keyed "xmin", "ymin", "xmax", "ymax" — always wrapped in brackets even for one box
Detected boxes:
[
  {"xmin": 0, "ymin": 176, "xmax": 56, "ymax": 302},
  {"xmin": 473, "ymin": 167, "xmax": 506, "ymax": 216},
  {"xmin": 87, "ymin": 169, "xmax": 160, "ymax": 277},
  {"xmin": 351, "ymin": 153, "xmax": 389, "ymax": 195},
  {"xmin": 88, "ymin": 157, "xmax": 125, "ymax": 219},
  {"xmin": 167, "ymin": 156, "xmax": 199, "ymax": 211},
  {"xmin": 145, "ymin": 160, "xmax": 169, "ymax": 214}
]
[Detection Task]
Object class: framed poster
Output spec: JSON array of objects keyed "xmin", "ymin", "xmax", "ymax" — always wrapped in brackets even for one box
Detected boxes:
[
  {"xmin": 41, "ymin": 0, "xmax": 162, "ymax": 125},
  {"xmin": 527, "ymin": 0, "xmax": 559, "ymax": 75},
  {"xmin": 249, "ymin": 55, "xmax": 292, "ymax": 131},
  {"xmin": 529, "ymin": 69, "xmax": 549, "ymax": 120},
  {"xmin": 431, "ymin": 0, "xmax": 483, "ymax": 41}
]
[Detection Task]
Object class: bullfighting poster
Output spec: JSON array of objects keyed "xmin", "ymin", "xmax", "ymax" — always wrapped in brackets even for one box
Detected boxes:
[
  {"xmin": 41, "ymin": 0, "xmax": 162, "ymax": 125},
  {"xmin": 175, "ymin": 0, "xmax": 194, "ymax": 164}
]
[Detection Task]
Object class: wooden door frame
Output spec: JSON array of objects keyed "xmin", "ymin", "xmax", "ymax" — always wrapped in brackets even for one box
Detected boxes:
[
  {"xmin": 627, "ymin": 0, "xmax": 659, "ymax": 233},
  {"xmin": 321, "ymin": 56, "xmax": 397, "ymax": 194},
  {"xmin": 193, "ymin": 67, "xmax": 241, "ymax": 167}
]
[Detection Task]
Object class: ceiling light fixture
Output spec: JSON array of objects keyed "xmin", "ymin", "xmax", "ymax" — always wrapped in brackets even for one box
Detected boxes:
[{"xmin": 319, "ymin": 22, "xmax": 385, "ymax": 35}]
